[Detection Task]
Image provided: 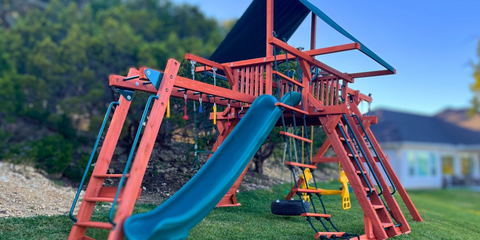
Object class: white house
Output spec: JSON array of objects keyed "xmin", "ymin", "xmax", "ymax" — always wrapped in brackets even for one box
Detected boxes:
[{"xmin": 370, "ymin": 109, "xmax": 480, "ymax": 189}]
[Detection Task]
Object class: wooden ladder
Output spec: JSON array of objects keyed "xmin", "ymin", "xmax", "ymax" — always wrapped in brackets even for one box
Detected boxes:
[
  {"xmin": 319, "ymin": 112, "xmax": 411, "ymax": 240},
  {"xmin": 68, "ymin": 59, "xmax": 179, "ymax": 240}
]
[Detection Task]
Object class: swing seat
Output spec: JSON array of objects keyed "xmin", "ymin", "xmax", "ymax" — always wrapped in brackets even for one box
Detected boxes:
[
  {"xmin": 299, "ymin": 169, "xmax": 351, "ymax": 210},
  {"xmin": 338, "ymin": 170, "xmax": 351, "ymax": 210}
]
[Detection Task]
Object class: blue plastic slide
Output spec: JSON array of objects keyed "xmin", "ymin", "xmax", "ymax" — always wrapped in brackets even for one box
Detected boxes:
[{"xmin": 124, "ymin": 92, "xmax": 301, "ymax": 240}]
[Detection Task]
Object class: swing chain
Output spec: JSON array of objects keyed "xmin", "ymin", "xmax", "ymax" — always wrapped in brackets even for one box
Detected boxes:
[
  {"xmin": 212, "ymin": 67, "xmax": 217, "ymax": 86},
  {"xmin": 190, "ymin": 60, "xmax": 197, "ymax": 80}
]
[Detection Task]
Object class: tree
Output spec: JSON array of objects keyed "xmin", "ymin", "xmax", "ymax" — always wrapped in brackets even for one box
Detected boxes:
[
  {"xmin": 471, "ymin": 41, "xmax": 480, "ymax": 115},
  {"xmin": 0, "ymin": 0, "xmax": 228, "ymax": 179}
]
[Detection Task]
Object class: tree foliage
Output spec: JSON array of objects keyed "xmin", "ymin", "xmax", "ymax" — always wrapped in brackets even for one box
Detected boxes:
[
  {"xmin": 0, "ymin": 0, "xmax": 227, "ymax": 178},
  {"xmin": 471, "ymin": 40, "xmax": 480, "ymax": 115}
]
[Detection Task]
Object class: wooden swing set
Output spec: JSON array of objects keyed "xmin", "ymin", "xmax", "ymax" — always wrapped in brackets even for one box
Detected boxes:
[{"xmin": 67, "ymin": 0, "xmax": 422, "ymax": 239}]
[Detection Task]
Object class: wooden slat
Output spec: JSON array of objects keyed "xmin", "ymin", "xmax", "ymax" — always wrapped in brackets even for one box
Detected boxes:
[
  {"xmin": 249, "ymin": 66, "xmax": 254, "ymax": 95},
  {"xmin": 301, "ymin": 213, "xmax": 331, "ymax": 218},
  {"xmin": 245, "ymin": 67, "xmax": 250, "ymax": 94},
  {"xmin": 240, "ymin": 68, "xmax": 245, "ymax": 93},
  {"xmin": 284, "ymin": 161, "xmax": 316, "ymax": 169},
  {"xmin": 372, "ymin": 204, "xmax": 384, "ymax": 209},
  {"xmin": 325, "ymin": 80, "xmax": 330, "ymax": 106},
  {"xmin": 275, "ymin": 102, "xmax": 308, "ymax": 115},
  {"xmin": 259, "ymin": 65, "xmax": 264, "ymax": 95},
  {"xmin": 254, "ymin": 66, "xmax": 258, "ymax": 96},
  {"xmin": 320, "ymin": 80, "xmax": 325, "ymax": 105},
  {"xmin": 233, "ymin": 68, "xmax": 239, "ymax": 92},
  {"xmin": 75, "ymin": 221, "xmax": 113, "ymax": 230},
  {"xmin": 279, "ymin": 131, "xmax": 313, "ymax": 143}
]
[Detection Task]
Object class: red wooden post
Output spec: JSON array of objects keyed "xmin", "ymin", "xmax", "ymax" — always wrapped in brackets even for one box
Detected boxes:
[
  {"xmin": 68, "ymin": 71, "xmax": 136, "ymax": 240},
  {"xmin": 107, "ymin": 59, "xmax": 180, "ymax": 240},
  {"xmin": 311, "ymin": 13, "xmax": 316, "ymax": 50},
  {"xmin": 265, "ymin": 0, "xmax": 274, "ymax": 95}
]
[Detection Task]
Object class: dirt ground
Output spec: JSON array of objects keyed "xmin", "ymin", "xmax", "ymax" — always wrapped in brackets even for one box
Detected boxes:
[{"xmin": 0, "ymin": 159, "xmax": 338, "ymax": 218}]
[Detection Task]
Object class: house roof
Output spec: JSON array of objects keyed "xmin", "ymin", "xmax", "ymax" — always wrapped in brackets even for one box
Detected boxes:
[
  {"xmin": 370, "ymin": 109, "xmax": 480, "ymax": 145},
  {"xmin": 209, "ymin": 0, "xmax": 394, "ymax": 72}
]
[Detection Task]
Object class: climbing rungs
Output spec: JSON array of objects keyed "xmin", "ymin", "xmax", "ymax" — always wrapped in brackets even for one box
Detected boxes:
[
  {"xmin": 272, "ymin": 70, "xmax": 303, "ymax": 86},
  {"xmin": 297, "ymin": 189, "xmax": 322, "ymax": 194},
  {"xmin": 92, "ymin": 173, "xmax": 130, "ymax": 178},
  {"xmin": 314, "ymin": 232, "xmax": 346, "ymax": 239},
  {"xmin": 364, "ymin": 187, "xmax": 375, "ymax": 192},
  {"xmin": 356, "ymin": 170, "xmax": 367, "ymax": 174},
  {"xmin": 284, "ymin": 161, "xmax": 316, "ymax": 169},
  {"xmin": 382, "ymin": 222, "xmax": 394, "ymax": 229},
  {"xmin": 275, "ymin": 102, "xmax": 308, "ymax": 115},
  {"xmin": 83, "ymin": 197, "xmax": 120, "ymax": 203},
  {"xmin": 279, "ymin": 131, "xmax": 313, "ymax": 143},
  {"xmin": 372, "ymin": 204, "xmax": 384, "ymax": 209},
  {"xmin": 301, "ymin": 213, "xmax": 331, "ymax": 218},
  {"xmin": 347, "ymin": 153, "xmax": 360, "ymax": 158},
  {"xmin": 83, "ymin": 187, "xmax": 142, "ymax": 203},
  {"xmin": 75, "ymin": 221, "xmax": 113, "ymax": 230}
]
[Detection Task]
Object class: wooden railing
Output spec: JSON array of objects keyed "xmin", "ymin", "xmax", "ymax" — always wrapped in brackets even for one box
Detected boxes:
[{"xmin": 233, "ymin": 65, "xmax": 266, "ymax": 97}]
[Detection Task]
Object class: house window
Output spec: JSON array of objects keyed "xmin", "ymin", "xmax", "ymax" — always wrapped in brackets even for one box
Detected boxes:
[
  {"xmin": 442, "ymin": 154, "xmax": 454, "ymax": 175},
  {"xmin": 430, "ymin": 152, "xmax": 437, "ymax": 176},
  {"xmin": 417, "ymin": 151, "xmax": 429, "ymax": 177},
  {"xmin": 460, "ymin": 153, "xmax": 471, "ymax": 175},
  {"xmin": 407, "ymin": 151, "xmax": 415, "ymax": 176}
]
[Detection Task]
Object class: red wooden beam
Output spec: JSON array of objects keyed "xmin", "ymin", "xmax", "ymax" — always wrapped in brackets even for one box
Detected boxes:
[
  {"xmin": 268, "ymin": 37, "xmax": 353, "ymax": 82},
  {"xmin": 109, "ymin": 75, "xmax": 256, "ymax": 104},
  {"xmin": 272, "ymin": 70, "xmax": 303, "ymax": 86},
  {"xmin": 349, "ymin": 69, "xmax": 395, "ymax": 79},
  {"xmin": 222, "ymin": 43, "xmax": 362, "ymax": 68},
  {"xmin": 185, "ymin": 54, "xmax": 236, "ymax": 87}
]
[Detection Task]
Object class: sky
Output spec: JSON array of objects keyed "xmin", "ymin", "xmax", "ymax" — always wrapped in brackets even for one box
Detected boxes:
[{"xmin": 172, "ymin": 0, "xmax": 480, "ymax": 116}]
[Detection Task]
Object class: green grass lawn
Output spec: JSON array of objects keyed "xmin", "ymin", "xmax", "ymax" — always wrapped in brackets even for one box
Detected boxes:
[{"xmin": 1, "ymin": 182, "xmax": 479, "ymax": 239}]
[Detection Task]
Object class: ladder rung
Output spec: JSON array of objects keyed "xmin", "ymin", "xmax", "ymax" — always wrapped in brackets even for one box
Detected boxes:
[
  {"xmin": 275, "ymin": 102, "xmax": 308, "ymax": 115},
  {"xmin": 364, "ymin": 187, "xmax": 375, "ymax": 192},
  {"xmin": 75, "ymin": 221, "xmax": 113, "ymax": 230},
  {"xmin": 356, "ymin": 170, "xmax": 367, "ymax": 175},
  {"xmin": 285, "ymin": 161, "xmax": 316, "ymax": 169},
  {"xmin": 314, "ymin": 232, "xmax": 346, "ymax": 239},
  {"xmin": 301, "ymin": 213, "xmax": 331, "ymax": 218},
  {"xmin": 347, "ymin": 153, "xmax": 360, "ymax": 158},
  {"xmin": 92, "ymin": 174, "xmax": 130, "ymax": 178},
  {"xmin": 382, "ymin": 222, "xmax": 394, "ymax": 229},
  {"xmin": 279, "ymin": 131, "xmax": 313, "ymax": 143},
  {"xmin": 83, "ymin": 197, "xmax": 120, "ymax": 203},
  {"xmin": 297, "ymin": 189, "xmax": 322, "ymax": 194},
  {"xmin": 372, "ymin": 204, "xmax": 384, "ymax": 209}
]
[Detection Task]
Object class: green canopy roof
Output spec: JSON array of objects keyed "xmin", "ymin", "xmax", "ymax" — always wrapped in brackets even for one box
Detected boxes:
[{"xmin": 209, "ymin": 0, "xmax": 394, "ymax": 73}]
